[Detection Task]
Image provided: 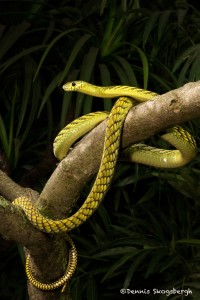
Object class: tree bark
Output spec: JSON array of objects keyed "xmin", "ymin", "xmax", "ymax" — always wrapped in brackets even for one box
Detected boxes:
[
  {"xmin": 37, "ymin": 81, "xmax": 200, "ymax": 215},
  {"xmin": 0, "ymin": 81, "xmax": 200, "ymax": 299}
]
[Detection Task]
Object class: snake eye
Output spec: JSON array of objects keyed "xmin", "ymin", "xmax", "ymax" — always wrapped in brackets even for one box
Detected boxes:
[{"xmin": 72, "ymin": 82, "xmax": 76, "ymax": 87}]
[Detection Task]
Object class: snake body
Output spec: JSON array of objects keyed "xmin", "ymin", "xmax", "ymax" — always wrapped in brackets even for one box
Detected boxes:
[
  {"xmin": 13, "ymin": 81, "xmax": 197, "ymax": 291},
  {"xmin": 26, "ymin": 235, "xmax": 77, "ymax": 291},
  {"xmin": 13, "ymin": 96, "xmax": 134, "ymax": 233}
]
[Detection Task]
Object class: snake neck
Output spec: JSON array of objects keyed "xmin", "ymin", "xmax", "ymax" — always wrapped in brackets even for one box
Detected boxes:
[
  {"xmin": 85, "ymin": 83, "xmax": 157, "ymax": 101},
  {"xmin": 71, "ymin": 81, "xmax": 158, "ymax": 102}
]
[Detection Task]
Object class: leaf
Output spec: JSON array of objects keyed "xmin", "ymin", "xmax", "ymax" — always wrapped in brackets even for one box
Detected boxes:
[
  {"xmin": 115, "ymin": 55, "xmax": 138, "ymax": 86},
  {"xmin": 33, "ymin": 28, "xmax": 80, "ymax": 80},
  {"xmin": 98, "ymin": 63, "xmax": 113, "ymax": 111},
  {"xmin": 0, "ymin": 45, "xmax": 45, "ymax": 74},
  {"xmin": 75, "ymin": 47, "xmax": 99, "ymax": 117},
  {"xmin": 0, "ymin": 21, "xmax": 30, "ymax": 60},
  {"xmin": 0, "ymin": 24, "xmax": 6, "ymax": 40},
  {"xmin": 158, "ymin": 10, "xmax": 172, "ymax": 42},
  {"xmin": 100, "ymin": 0, "xmax": 108, "ymax": 15},
  {"xmin": 86, "ymin": 276, "xmax": 98, "ymax": 300},
  {"xmin": 60, "ymin": 69, "xmax": 80, "ymax": 129},
  {"xmin": 37, "ymin": 72, "xmax": 61, "ymax": 117},
  {"xmin": 82, "ymin": 95, "xmax": 93, "ymax": 115},
  {"xmin": 0, "ymin": 115, "xmax": 9, "ymax": 155},
  {"xmin": 110, "ymin": 61, "xmax": 129, "ymax": 84},
  {"xmin": 188, "ymin": 55, "xmax": 200, "ymax": 82},
  {"xmin": 95, "ymin": 246, "xmax": 138, "ymax": 258},
  {"xmin": 101, "ymin": 253, "xmax": 134, "ymax": 281},
  {"xmin": 142, "ymin": 11, "xmax": 159, "ymax": 47},
  {"xmin": 7, "ymin": 87, "xmax": 16, "ymax": 159},
  {"xmin": 159, "ymin": 255, "xmax": 180, "ymax": 273},
  {"xmin": 59, "ymin": 33, "xmax": 92, "ymax": 85},
  {"xmin": 123, "ymin": 250, "xmax": 151, "ymax": 288},
  {"xmin": 71, "ymin": 278, "xmax": 82, "ymax": 300},
  {"xmin": 145, "ymin": 247, "xmax": 167, "ymax": 278},
  {"xmin": 20, "ymin": 76, "xmax": 41, "ymax": 145},
  {"xmin": 176, "ymin": 239, "xmax": 200, "ymax": 247},
  {"xmin": 95, "ymin": 204, "xmax": 112, "ymax": 232},
  {"xmin": 16, "ymin": 56, "xmax": 35, "ymax": 135},
  {"xmin": 137, "ymin": 186, "xmax": 156, "ymax": 205},
  {"xmin": 134, "ymin": 45, "xmax": 149, "ymax": 89},
  {"xmin": 173, "ymin": 44, "xmax": 200, "ymax": 73}
]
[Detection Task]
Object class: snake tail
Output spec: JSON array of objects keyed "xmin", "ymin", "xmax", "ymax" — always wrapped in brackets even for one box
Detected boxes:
[{"xmin": 25, "ymin": 235, "xmax": 77, "ymax": 291}]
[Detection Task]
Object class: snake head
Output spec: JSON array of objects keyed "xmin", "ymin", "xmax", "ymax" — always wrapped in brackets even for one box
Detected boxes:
[
  {"xmin": 62, "ymin": 81, "xmax": 85, "ymax": 92},
  {"xmin": 62, "ymin": 81, "xmax": 103, "ymax": 97}
]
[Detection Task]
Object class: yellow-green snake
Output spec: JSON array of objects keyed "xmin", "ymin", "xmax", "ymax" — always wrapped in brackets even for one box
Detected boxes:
[
  {"xmin": 26, "ymin": 235, "xmax": 77, "ymax": 292},
  {"xmin": 13, "ymin": 81, "xmax": 197, "ymax": 291}
]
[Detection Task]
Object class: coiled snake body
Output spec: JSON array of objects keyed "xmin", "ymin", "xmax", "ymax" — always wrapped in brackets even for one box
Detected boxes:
[{"xmin": 13, "ymin": 81, "xmax": 197, "ymax": 291}]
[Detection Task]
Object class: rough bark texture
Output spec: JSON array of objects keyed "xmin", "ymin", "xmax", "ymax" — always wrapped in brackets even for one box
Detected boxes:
[{"xmin": 0, "ymin": 81, "xmax": 200, "ymax": 299}]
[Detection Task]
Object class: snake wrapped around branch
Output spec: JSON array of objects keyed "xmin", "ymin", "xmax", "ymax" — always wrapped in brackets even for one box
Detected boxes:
[{"xmin": 13, "ymin": 81, "xmax": 197, "ymax": 291}]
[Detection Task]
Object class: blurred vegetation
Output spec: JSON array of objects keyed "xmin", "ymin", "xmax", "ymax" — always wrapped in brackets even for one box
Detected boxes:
[{"xmin": 0, "ymin": 0, "xmax": 200, "ymax": 299}]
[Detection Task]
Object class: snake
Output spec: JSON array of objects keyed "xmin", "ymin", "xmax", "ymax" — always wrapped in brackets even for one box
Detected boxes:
[
  {"xmin": 13, "ymin": 81, "xmax": 197, "ymax": 291},
  {"xmin": 25, "ymin": 235, "xmax": 77, "ymax": 292}
]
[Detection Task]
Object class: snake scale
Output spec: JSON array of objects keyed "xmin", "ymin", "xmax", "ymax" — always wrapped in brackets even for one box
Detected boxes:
[{"xmin": 13, "ymin": 81, "xmax": 197, "ymax": 291}]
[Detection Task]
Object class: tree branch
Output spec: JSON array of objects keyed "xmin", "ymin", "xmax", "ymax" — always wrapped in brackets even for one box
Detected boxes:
[
  {"xmin": 0, "ymin": 172, "xmax": 71, "ymax": 299},
  {"xmin": 0, "ymin": 81, "xmax": 199, "ymax": 299},
  {"xmin": 37, "ymin": 81, "xmax": 200, "ymax": 217}
]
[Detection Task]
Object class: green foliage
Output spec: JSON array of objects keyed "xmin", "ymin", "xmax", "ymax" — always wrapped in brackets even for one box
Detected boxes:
[
  {"xmin": 71, "ymin": 164, "xmax": 200, "ymax": 299},
  {"xmin": 0, "ymin": 0, "xmax": 200, "ymax": 299},
  {"xmin": 0, "ymin": 242, "xmax": 28, "ymax": 300},
  {"xmin": 2, "ymin": 0, "xmax": 199, "ymax": 172}
]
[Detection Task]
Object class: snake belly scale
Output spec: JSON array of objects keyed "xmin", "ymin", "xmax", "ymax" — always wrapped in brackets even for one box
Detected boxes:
[
  {"xmin": 26, "ymin": 235, "xmax": 77, "ymax": 291},
  {"xmin": 13, "ymin": 81, "xmax": 197, "ymax": 291}
]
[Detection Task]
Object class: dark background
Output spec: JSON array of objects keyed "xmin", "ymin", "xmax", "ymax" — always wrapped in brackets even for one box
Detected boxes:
[{"xmin": 0, "ymin": 1, "xmax": 200, "ymax": 299}]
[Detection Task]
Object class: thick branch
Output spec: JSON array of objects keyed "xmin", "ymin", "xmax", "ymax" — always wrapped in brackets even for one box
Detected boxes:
[
  {"xmin": 38, "ymin": 81, "xmax": 200, "ymax": 217},
  {"xmin": 0, "ymin": 171, "xmax": 47, "ymax": 246},
  {"xmin": 0, "ymin": 170, "xmax": 39, "ymax": 201},
  {"xmin": 0, "ymin": 172, "xmax": 70, "ymax": 300},
  {"xmin": 123, "ymin": 81, "xmax": 200, "ymax": 147}
]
